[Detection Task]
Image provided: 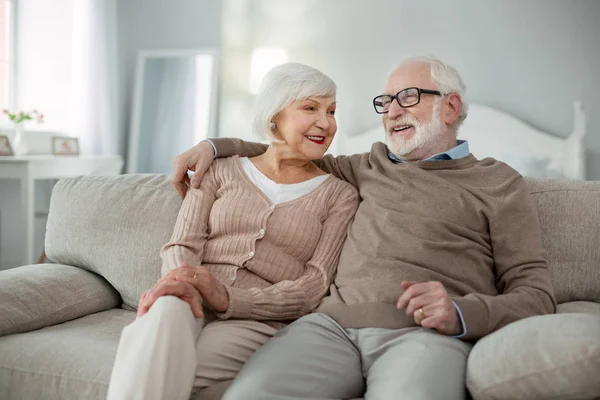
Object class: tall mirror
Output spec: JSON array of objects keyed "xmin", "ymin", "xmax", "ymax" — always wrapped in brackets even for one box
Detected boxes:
[{"xmin": 127, "ymin": 49, "xmax": 219, "ymax": 173}]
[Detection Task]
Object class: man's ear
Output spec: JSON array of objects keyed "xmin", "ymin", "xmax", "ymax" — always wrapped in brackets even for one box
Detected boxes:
[{"xmin": 443, "ymin": 94, "xmax": 462, "ymax": 126}]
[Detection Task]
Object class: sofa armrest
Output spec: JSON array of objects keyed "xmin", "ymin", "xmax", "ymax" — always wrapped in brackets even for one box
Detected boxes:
[{"xmin": 0, "ymin": 263, "xmax": 121, "ymax": 337}]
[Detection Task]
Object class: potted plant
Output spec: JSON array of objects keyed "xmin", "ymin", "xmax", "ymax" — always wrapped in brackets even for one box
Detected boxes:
[{"xmin": 3, "ymin": 109, "xmax": 44, "ymax": 155}]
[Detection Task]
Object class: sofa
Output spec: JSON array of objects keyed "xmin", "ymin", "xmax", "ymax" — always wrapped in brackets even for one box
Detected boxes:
[{"xmin": 0, "ymin": 174, "xmax": 599, "ymax": 400}]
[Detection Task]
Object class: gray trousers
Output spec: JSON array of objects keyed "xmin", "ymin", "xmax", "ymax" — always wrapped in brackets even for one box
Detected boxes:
[{"xmin": 223, "ymin": 313, "xmax": 472, "ymax": 400}]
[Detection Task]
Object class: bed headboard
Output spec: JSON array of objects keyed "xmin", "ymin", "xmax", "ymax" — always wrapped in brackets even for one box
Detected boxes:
[{"xmin": 335, "ymin": 101, "xmax": 586, "ymax": 180}]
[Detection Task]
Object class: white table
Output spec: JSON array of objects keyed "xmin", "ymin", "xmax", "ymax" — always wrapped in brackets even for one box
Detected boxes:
[{"xmin": 0, "ymin": 155, "xmax": 123, "ymax": 266}]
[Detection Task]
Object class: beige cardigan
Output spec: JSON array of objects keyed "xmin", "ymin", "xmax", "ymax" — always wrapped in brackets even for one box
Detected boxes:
[{"xmin": 161, "ymin": 156, "xmax": 359, "ymax": 324}]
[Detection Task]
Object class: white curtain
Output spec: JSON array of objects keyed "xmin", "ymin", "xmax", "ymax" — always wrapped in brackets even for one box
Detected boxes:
[{"xmin": 71, "ymin": 0, "xmax": 119, "ymax": 156}]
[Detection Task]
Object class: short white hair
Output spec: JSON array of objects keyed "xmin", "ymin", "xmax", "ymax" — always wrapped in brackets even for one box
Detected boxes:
[
  {"xmin": 253, "ymin": 62, "xmax": 337, "ymax": 143},
  {"xmin": 396, "ymin": 56, "xmax": 468, "ymax": 128}
]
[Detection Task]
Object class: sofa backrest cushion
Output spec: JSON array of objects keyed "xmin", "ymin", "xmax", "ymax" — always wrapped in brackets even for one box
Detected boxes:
[
  {"xmin": 46, "ymin": 175, "xmax": 600, "ymax": 310},
  {"xmin": 46, "ymin": 175, "xmax": 180, "ymax": 310},
  {"xmin": 524, "ymin": 177, "xmax": 600, "ymax": 304}
]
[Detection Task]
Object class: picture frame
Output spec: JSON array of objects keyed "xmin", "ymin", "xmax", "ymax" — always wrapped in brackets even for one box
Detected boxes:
[
  {"xmin": 0, "ymin": 135, "xmax": 14, "ymax": 156},
  {"xmin": 52, "ymin": 136, "xmax": 79, "ymax": 156}
]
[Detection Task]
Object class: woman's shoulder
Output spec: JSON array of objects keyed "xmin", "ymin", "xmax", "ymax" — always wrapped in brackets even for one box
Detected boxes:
[
  {"xmin": 197, "ymin": 156, "xmax": 245, "ymax": 189},
  {"xmin": 209, "ymin": 155, "xmax": 243, "ymax": 176},
  {"xmin": 212, "ymin": 155, "xmax": 240, "ymax": 168}
]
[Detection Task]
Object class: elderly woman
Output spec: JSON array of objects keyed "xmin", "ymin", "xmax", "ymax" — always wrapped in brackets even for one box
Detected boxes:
[{"xmin": 106, "ymin": 63, "xmax": 359, "ymax": 400}]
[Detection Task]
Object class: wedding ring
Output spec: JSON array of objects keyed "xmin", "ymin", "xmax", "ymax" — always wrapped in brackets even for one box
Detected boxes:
[
  {"xmin": 419, "ymin": 308, "xmax": 425, "ymax": 318},
  {"xmin": 193, "ymin": 272, "xmax": 197, "ymax": 280}
]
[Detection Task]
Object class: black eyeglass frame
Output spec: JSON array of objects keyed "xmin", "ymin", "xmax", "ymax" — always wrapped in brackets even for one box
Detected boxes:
[{"xmin": 372, "ymin": 87, "xmax": 443, "ymax": 114}]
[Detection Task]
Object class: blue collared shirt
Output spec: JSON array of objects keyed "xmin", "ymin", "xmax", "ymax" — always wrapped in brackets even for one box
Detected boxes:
[
  {"xmin": 388, "ymin": 140, "xmax": 470, "ymax": 163},
  {"xmin": 389, "ymin": 140, "xmax": 470, "ymax": 338}
]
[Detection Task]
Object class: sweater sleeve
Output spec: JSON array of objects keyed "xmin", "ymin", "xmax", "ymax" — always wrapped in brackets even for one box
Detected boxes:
[
  {"xmin": 210, "ymin": 137, "xmax": 364, "ymax": 188},
  {"xmin": 215, "ymin": 184, "xmax": 360, "ymax": 321},
  {"xmin": 452, "ymin": 176, "xmax": 557, "ymax": 340},
  {"xmin": 160, "ymin": 166, "xmax": 218, "ymax": 276},
  {"xmin": 210, "ymin": 138, "xmax": 268, "ymax": 158},
  {"xmin": 312, "ymin": 154, "xmax": 363, "ymax": 188}
]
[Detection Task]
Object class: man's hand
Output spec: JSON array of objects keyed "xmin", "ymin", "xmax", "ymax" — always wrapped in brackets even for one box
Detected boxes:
[
  {"xmin": 138, "ymin": 280, "xmax": 204, "ymax": 318},
  {"xmin": 162, "ymin": 263, "xmax": 230, "ymax": 313},
  {"xmin": 172, "ymin": 141, "xmax": 215, "ymax": 199},
  {"xmin": 397, "ymin": 280, "xmax": 462, "ymax": 336}
]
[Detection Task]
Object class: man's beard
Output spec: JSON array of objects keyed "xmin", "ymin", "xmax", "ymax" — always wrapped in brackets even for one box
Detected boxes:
[{"xmin": 385, "ymin": 102, "xmax": 442, "ymax": 159}]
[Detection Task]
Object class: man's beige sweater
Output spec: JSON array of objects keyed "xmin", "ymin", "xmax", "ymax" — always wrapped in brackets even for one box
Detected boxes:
[
  {"xmin": 211, "ymin": 139, "xmax": 557, "ymax": 340},
  {"xmin": 161, "ymin": 156, "xmax": 359, "ymax": 325}
]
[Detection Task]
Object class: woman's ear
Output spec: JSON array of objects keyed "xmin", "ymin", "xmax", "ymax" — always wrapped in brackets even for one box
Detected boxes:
[{"xmin": 270, "ymin": 113, "xmax": 286, "ymax": 143}]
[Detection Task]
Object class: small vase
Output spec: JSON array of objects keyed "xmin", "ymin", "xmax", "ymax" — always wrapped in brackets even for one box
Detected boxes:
[{"xmin": 12, "ymin": 124, "xmax": 28, "ymax": 155}]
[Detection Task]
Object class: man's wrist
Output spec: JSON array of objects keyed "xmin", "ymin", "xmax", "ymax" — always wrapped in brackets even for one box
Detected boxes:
[{"xmin": 201, "ymin": 140, "xmax": 217, "ymax": 159}]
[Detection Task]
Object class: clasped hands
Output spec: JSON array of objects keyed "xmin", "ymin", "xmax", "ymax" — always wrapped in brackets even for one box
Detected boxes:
[
  {"xmin": 396, "ymin": 280, "xmax": 462, "ymax": 336},
  {"xmin": 137, "ymin": 263, "xmax": 229, "ymax": 318}
]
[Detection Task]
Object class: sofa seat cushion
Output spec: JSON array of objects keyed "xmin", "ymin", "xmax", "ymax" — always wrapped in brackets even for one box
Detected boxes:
[
  {"xmin": 466, "ymin": 313, "xmax": 600, "ymax": 400},
  {"xmin": 0, "ymin": 309, "xmax": 135, "ymax": 400}
]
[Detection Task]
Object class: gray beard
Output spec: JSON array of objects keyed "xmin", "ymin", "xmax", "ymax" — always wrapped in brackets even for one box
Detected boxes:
[{"xmin": 386, "ymin": 116, "xmax": 442, "ymax": 158}]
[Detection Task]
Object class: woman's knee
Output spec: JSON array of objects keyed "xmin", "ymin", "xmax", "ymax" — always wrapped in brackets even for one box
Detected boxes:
[
  {"xmin": 145, "ymin": 295, "xmax": 194, "ymax": 321},
  {"xmin": 128, "ymin": 295, "xmax": 199, "ymax": 339}
]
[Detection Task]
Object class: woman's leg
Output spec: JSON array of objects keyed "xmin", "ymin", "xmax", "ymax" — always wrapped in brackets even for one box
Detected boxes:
[
  {"xmin": 107, "ymin": 295, "xmax": 204, "ymax": 400},
  {"xmin": 192, "ymin": 319, "xmax": 277, "ymax": 392}
]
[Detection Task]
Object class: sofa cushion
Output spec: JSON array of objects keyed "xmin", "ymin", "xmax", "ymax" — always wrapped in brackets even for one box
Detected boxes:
[
  {"xmin": 557, "ymin": 300, "xmax": 600, "ymax": 316},
  {"xmin": 524, "ymin": 177, "xmax": 600, "ymax": 304},
  {"xmin": 45, "ymin": 175, "xmax": 600, "ymax": 311},
  {"xmin": 0, "ymin": 264, "xmax": 121, "ymax": 337},
  {"xmin": 0, "ymin": 309, "xmax": 135, "ymax": 400},
  {"xmin": 45, "ymin": 175, "xmax": 181, "ymax": 310},
  {"xmin": 466, "ymin": 313, "xmax": 600, "ymax": 400}
]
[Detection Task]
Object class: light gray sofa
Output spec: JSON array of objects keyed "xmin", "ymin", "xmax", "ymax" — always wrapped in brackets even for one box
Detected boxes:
[{"xmin": 0, "ymin": 174, "xmax": 599, "ymax": 400}]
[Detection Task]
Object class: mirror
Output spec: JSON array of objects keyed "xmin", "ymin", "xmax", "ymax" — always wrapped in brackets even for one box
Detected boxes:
[{"xmin": 127, "ymin": 49, "xmax": 219, "ymax": 173}]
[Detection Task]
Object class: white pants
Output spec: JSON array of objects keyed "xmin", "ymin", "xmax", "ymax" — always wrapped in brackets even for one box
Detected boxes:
[{"xmin": 106, "ymin": 296, "xmax": 277, "ymax": 400}]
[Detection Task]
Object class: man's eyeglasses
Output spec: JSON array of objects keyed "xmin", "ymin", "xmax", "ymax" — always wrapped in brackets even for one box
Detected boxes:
[{"xmin": 373, "ymin": 87, "xmax": 443, "ymax": 114}]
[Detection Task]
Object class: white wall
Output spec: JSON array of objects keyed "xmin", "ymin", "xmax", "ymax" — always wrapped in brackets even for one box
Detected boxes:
[
  {"xmin": 0, "ymin": 0, "xmax": 74, "ymax": 269},
  {"xmin": 220, "ymin": 0, "xmax": 600, "ymax": 179},
  {"xmin": 116, "ymin": 0, "xmax": 222, "ymax": 162}
]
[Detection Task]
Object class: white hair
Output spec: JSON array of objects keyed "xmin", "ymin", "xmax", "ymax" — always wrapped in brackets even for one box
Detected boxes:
[
  {"xmin": 253, "ymin": 62, "xmax": 337, "ymax": 143},
  {"xmin": 396, "ymin": 56, "xmax": 468, "ymax": 128}
]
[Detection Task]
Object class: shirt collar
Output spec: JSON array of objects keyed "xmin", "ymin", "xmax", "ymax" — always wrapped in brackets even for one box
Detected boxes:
[{"xmin": 388, "ymin": 140, "xmax": 470, "ymax": 163}]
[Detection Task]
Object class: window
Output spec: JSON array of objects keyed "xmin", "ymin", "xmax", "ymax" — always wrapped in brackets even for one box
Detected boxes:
[{"xmin": 0, "ymin": 0, "xmax": 14, "ymax": 115}]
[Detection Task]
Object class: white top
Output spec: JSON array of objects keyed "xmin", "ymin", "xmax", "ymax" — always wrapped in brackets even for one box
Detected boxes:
[{"xmin": 240, "ymin": 157, "xmax": 330, "ymax": 205}]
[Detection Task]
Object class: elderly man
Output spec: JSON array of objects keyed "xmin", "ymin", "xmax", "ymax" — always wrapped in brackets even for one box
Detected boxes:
[{"xmin": 172, "ymin": 56, "xmax": 556, "ymax": 400}]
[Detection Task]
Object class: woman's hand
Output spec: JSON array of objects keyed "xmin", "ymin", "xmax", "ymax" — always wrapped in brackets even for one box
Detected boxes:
[
  {"xmin": 138, "ymin": 279, "xmax": 204, "ymax": 318},
  {"xmin": 163, "ymin": 263, "xmax": 230, "ymax": 313}
]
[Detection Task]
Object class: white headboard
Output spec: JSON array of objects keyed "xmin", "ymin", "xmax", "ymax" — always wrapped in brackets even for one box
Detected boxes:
[{"xmin": 335, "ymin": 101, "xmax": 586, "ymax": 180}]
